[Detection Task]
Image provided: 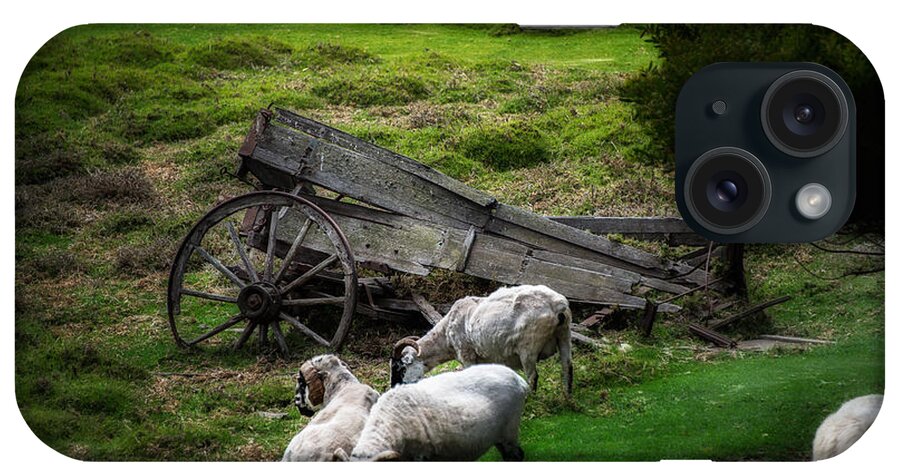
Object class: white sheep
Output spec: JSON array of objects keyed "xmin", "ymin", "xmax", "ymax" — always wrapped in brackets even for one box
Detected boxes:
[
  {"xmin": 282, "ymin": 354, "xmax": 379, "ymax": 462},
  {"xmin": 346, "ymin": 364, "xmax": 529, "ymax": 461},
  {"xmin": 391, "ymin": 284, "xmax": 573, "ymax": 396},
  {"xmin": 812, "ymin": 394, "xmax": 883, "ymax": 461}
]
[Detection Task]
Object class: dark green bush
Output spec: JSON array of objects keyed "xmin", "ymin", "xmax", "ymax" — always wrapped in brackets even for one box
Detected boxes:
[
  {"xmin": 456, "ymin": 120, "xmax": 550, "ymax": 170},
  {"xmin": 23, "ymin": 30, "xmax": 179, "ymax": 73},
  {"xmin": 293, "ymin": 42, "xmax": 379, "ymax": 68},
  {"xmin": 621, "ymin": 24, "xmax": 883, "ymax": 218},
  {"xmin": 114, "ymin": 236, "xmax": 177, "ymax": 276},
  {"xmin": 311, "ymin": 72, "xmax": 431, "ymax": 107},
  {"xmin": 15, "ymin": 131, "xmax": 86, "ymax": 185},
  {"xmin": 27, "ymin": 248, "xmax": 81, "ymax": 280},
  {"xmin": 95, "ymin": 208, "xmax": 154, "ymax": 235},
  {"xmin": 187, "ymin": 36, "xmax": 292, "ymax": 70},
  {"xmin": 67, "ymin": 167, "xmax": 157, "ymax": 205}
]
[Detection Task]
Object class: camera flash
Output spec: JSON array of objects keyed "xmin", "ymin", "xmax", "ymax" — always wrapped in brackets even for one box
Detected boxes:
[{"xmin": 795, "ymin": 183, "xmax": 832, "ymax": 220}]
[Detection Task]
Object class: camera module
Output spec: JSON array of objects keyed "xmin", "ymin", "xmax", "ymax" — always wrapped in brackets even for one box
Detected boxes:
[
  {"xmin": 676, "ymin": 63, "xmax": 856, "ymax": 242},
  {"xmin": 761, "ymin": 70, "xmax": 849, "ymax": 158},
  {"xmin": 683, "ymin": 147, "xmax": 772, "ymax": 235}
]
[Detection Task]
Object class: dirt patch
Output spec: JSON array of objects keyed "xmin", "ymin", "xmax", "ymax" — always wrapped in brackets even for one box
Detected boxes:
[{"xmin": 235, "ymin": 441, "xmax": 274, "ymax": 461}]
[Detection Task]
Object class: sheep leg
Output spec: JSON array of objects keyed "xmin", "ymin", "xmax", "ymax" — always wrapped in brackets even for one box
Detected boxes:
[
  {"xmin": 496, "ymin": 442, "xmax": 525, "ymax": 462},
  {"xmin": 557, "ymin": 326, "xmax": 573, "ymax": 397},
  {"xmin": 520, "ymin": 355, "xmax": 539, "ymax": 391},
  {"xmin": 497, "ymin": 411, "xmax": 525, "ymax": 461}
]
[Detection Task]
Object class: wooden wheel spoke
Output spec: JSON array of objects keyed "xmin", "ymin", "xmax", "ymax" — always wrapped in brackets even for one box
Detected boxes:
[
  {"xmin": 274, "ymin": 218, "xmax": 314, "ymax": 283},
  {"xmin": 187, "ymin": 315, "xmax": 244, "ymax": 346},
  {"xmin": 233, "ymin": 321, "xmax": 258, "ymax": 350},
  {"xmin": 281, "ymin": 254, "xmax": 338, "ymax": 294},
  {"xmin": 194, "ymin": 246, "xmax": 246, "ymax": 289},
  {"xmin": 271, "ymin": 322, "xmax": 290, "ymax": 355},
  {"xmin": 263, "ymin": 207, "xmax": 283, "ymax": 281},
  {"xmin": 259, "ymin": 323, "xmax": 269, "ymax": 346},
  {"xmin": 181, "ymin": 289, "xmax": 238, "ymax": 303},
  {"xmin": 279, "ymin": 312, "xmax": 331, "ymax": 347},
  {"xmin": 226, "ymin": 221, "xmax": 259, "ymax": 282},
  {"xmin": 283, "ymin": 296, "xmax": 346, "ymax": 307}
]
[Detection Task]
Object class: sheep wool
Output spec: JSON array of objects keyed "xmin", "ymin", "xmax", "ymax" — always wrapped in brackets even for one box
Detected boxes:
[
  {"xmin": 392, "ymin": 284, "xmax": 573, "ymax": 396},
  {"xmin": 351, "ymin": 364, "xmax": 530, "ymax": 461},
  {"xmin": 282, "ymin": 354, "xmax": 379, "ymax": 462},
  {"xmin": 812, "ymin": 394, "xmax": 883, "ymax": 461}
]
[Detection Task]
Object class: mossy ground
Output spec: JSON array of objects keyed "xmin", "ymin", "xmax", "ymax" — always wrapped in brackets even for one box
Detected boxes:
[{"xmin": 15, "ymin": 24, "xmax": 883, "ymax": 461}]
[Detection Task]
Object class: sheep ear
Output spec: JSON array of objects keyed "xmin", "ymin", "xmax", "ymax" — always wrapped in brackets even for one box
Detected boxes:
[
  {"xmin": 332, "ymin": 448, "xmax": 349, "ymax": 462},
  {"xmin": 371, "ymin": 450, "xmax": 401, "ymax": 461}
]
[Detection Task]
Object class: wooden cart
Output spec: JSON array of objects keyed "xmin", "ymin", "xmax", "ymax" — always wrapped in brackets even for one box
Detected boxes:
[{"xmin": 167, "ymin": 108, "xmax": 708, "ymax": 354}]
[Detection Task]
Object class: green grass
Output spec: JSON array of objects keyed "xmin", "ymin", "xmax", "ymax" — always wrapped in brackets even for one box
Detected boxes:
[
  {"xmin": 15, "ymin": 24, "xmax": 883, "ymax": 461},
  {"xmin": 503, "ymin": 337, "xmax": 883, "ymax": 461}
]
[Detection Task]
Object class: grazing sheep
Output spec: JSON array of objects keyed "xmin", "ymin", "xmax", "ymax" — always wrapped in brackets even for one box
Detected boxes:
[
  {"xmin": 391, "ymin": 285, "xmax": 573, "ymax": 396},
  {"xmin": 282, "ymin": 354, "xmax": 379, "ymax": 462},
  {"xmin": 346, "ymin": 364, "xmax": 529, "ymax": 461},
  {"xmin": 812, "ymin": 394, "xmax": 883, "ymax": 461}
]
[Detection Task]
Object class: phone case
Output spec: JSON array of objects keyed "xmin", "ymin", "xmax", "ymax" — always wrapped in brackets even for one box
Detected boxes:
[{"xmin": 14, "ymin": 23, "xmax": 884, "ymax": 462}]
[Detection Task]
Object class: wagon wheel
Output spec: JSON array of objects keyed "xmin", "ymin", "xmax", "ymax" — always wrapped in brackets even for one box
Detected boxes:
[{"xmin": 167, "ymin": 191, "xmax": 357, "ymax": 354}]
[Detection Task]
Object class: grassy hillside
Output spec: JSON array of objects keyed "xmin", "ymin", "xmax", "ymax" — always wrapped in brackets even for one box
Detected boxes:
[{"xmin": 14, "ymin": 24, "xmax": 884, "ymax": 461}]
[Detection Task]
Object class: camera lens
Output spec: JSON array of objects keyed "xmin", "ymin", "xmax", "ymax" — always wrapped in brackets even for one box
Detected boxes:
[
  {"xmin": 684, "ymin": 147, "xmax": 771, "ymax": 235},
  {"xmin": 793, "ymin": 104, "xmax": 815, "ymax": 124},
  {"xmin": 715, "ymin": 180, "xmax": 739, "ymax": 203},
  {"xmin": 761, "ymin": 70, "xmax": 849, "ymax": 158}
]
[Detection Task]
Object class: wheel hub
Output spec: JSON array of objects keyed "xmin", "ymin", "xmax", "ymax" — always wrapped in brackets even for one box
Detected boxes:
[{"xmin": 238, "ymin": 282, "xmax": 282, "ymax": 323}]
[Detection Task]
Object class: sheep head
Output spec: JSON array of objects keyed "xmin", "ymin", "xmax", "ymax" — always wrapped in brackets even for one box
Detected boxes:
[
  {"xmin": 389, "ymin": 336, "xmax": 422, "ymax": 388},
  {"xmin": 294, "ymin": 358, "xmax": 328, "ymax": 417}
]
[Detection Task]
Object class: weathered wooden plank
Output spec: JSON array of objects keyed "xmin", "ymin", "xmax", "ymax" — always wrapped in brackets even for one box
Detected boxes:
[
  {"xmin": 271, "ymin": 197, "xmax": 657, "ymax": 308},
  {"xmin": 371, "ymin": 298, "xmax": 421, "ymax": 313},
  {"xmin": 529, "ymin": 249, "xmax": 641, "ymax": 285},
  {"xmin": 637, "ymin": 276, "xmax": 693, "ymax": 295},
  {"xmin": 688, "ymin": 323, "xmax": 737, "ymax": 347},
  {"xmin": 517, "ymin": 258, "xmax": 648, "ymax": 308},
  {"xmin": 520, "ymin": 256, "xmax": 635, "ymax": 295},
  {"xmin": 547, "ymin": 216, "xmax": 709, "ymax": 246},
  {"xmin": 529, "ymin": 248, "xmax": 691, "ymax": 295},
  {"xmin": 488, "ymin": 205, "xmax": 705, "ymax": 285},
  {"xmin": 456, "ymin": 226, "xmax": 477, "ymax": 272},
  {"xmin": 457, "ymin": 232, "xmax": 530, "ymax": 284},
  {"xmin": 275, "ymin": 198, "xmax": 688, "ymax": 311},
  {"xmin": 548, "ymin": 216, "xmax": 696, "ymax": 234},
  {"xmin": 531, "ymin": 249, "xmax": 688, "ymax": 295},
  {"xmin": 757, "ymin": 334, "xmax": 834, "ymax": 345},
  {"xmin": 274, "ymin": 108, "xmax": 498, "ymax": 209},
  {"xmin": 411, "ymin": 293, "xmax": 444, "ymax": 326},
  {"xmin": 277, "ymin": 207, "xmax": 455, "ymax": 276},
  {"xmin": 256, "ymin": 125, "xmax": 490, "ymax": 230},
  {"xmin": 492, "ymin": 204, "xmax": 664, "ymax": 270}
]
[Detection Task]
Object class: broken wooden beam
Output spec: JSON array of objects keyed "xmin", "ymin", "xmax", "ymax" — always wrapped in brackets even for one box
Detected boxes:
[
  {"xmin": 708, "ymin": 296, "xmax": 792, "ymax": 331},
  {"xmin": 411, "ymin": 293, "xmax": 443, "ymax": 326},
  {"xmin": 579, "ymin": 308, "xmax": 613, "ymax": 328},
  {"xmin": 757, "ymin": 334, "xmax": 835, "ymax": 345},
  {"xmin": 688, "ymin": 323, "xmax": 737, "ymax": 347},
  {"xmin": 547, "ymin": 216, "xmax": 708, "ymax": 246},
  {"xmin": 571, "ymin": 330, "xmax": 607, "ymax": 349},
  {"xmin": 639, "ymin": 300, "xmax": 659, "ymax": 337},
  {"xmin": 639, "ymin": 277, "xmax": 724, "ymax": 337}
]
